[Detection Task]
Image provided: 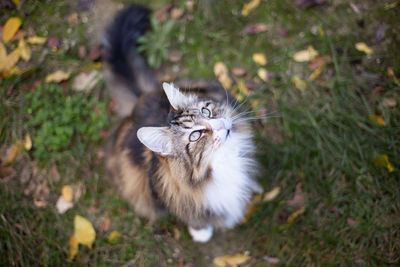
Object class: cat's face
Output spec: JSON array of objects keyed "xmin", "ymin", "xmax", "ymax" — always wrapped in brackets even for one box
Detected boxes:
[{"xmin": 137, "ymin": 83, "xmax": 234, "ymax": 160}]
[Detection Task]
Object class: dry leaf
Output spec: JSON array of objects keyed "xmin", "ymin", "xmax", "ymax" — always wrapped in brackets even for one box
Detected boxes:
[
  {"xmin": 213, "ymin": 254, "xmax": 251, "ymax": 267},
  {"xmin": 107, "ymin": 230, "xmax": 120, "ymax": 244},
  {"xmin": 27, "ymin": 36, "xmax": 47, "ymax": 45},
  {"xmin": 73, "ymin": 71, "xmax": 101, "ymax": 92},
  {"xmin": 369, "ymin": 113, "xmax": 385, "ymax": 126},
  {"xmin": 173, "ymin": 227, "xmax": 181, "ymax": 240},
  {"xmin": 387, "ymin": 67, "xmax": 400, "ymax": 86},
  {"xmin": 263, "ymin": 186, "xmax": 280, "ymax": 202},
  {"xmin": 252, "ymin": 53, "xmax": 267, "ymax": 65},
  {"xmin": 241, "ymin": 194, "xmax": 262, "ymax": 223},
  {"xmin": 382, "ymin": 98, "xmax": 397, "ymax": 108},
  {"xmin": 2, "ymin": 66, "xmax": 21, "ymax": 78},
  {"xmin": 242, "ymin": 0, "xmax": 260, "ymax": 16},
  {"xmin": 100, "ymin": 216, "xmax": 111, "ymax": 233},
  {"xmin": 347, "ymin": 218, "xmax": 360, "ymax": 227},
  {"xmin": 12, "ymin": 0, "xmax": 21, "ymax": 7},
  {"xmin": 263, "ymin": 256, "xmax": 280, "ymax": 264},
  {"xmin": 62, "ymin": 185, "xmax": 73, "ymax": 202},
  {"xmin": 374, "ymin": 154, "xmax": 394, "ymax": 172},
  {"xmin": 214, "ymin": 62, "xmax": 232, "ymax": 89},
  {"xmin": 73, "ymin": 215, "xmax": 96, "ymax": 248},
  {"xmin": 2, "ymin": 17, "xmax": 22, "ymax": 42},
  {"xmin": 0, "ymin": 48, "xmax": 21, "ymax": 72},
  {"xmin": 56, "ymin": 195, "xmax": 73, "ymax": 214},
  {"xmin": 355, "ymin": 42, "xmax": 373, "ymax": 55},
  {"xmin": 291, "ymin": 75, "xmax": 307, "ymax": 91},
  {"xmin": 308, "ymin": 65, "xmax": 323, "ymax": 81},
  {"xmin": 51, "ymin": 163, "xmax": 61, "ymax": 182},
  {"xmin": 287, "ymin": 183, "xmax": 305, "ymax": 207},
  {"xmin": 257, "ymin": 68, "xmax": 269, "ymax": 82},
  {"xmin": 1, "ymin": 144, "xmax": 21, "ymax": 166},
  {"xmin": 45, "ymin": 70, "xmax": 71, "ymax": 83},
  {"xmin": 18, "ymin": 39, "xmax": 31, "ymax": 61},
  {"xmin": 245, "ymin": 23, "xmax": 268, "ymax": 35},
  {"xmin": 68, "ymin": 13, "xmax": 79, "ymax": 25},
  {"xmin": 0, "ymin": 41, "xmax": 6, "ymax": 62},
  {"xmin": 69, "ymin": 235, "xmax": 79, "ymax": 260},
  {"xmin": 73, "ymin": 182, "xmax": 86, "ymax": 201},
  {"xmin": 293, "ymin": 46, "xmax": 318, "ymax": 62},
  {"xmin": 232, "ymin": 68, "xmax": 247, "ymax": 77},
  {"xmin": 171, "ymin": 8, "xmax": 184, "ymax": 19},
  {"xmin": 287, "ymin": 206, "xmax": 306, "ymax": 224}
]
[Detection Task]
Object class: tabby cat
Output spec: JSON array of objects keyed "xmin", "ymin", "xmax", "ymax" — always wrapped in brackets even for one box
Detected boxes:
[{"xmin": 103, "ymin": 5, "xmax": 261, "ymax": 242}]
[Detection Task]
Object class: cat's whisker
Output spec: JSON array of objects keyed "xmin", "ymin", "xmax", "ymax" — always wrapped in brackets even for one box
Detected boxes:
[{"xmin": 233, "ymin": 114, "xmax": 282, "ymax": 124}]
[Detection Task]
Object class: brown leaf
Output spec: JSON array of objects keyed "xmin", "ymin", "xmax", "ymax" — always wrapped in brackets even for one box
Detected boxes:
[
  {"xmin": 171, "ymin": 8, "xmax": 184, "ymax": 19},
  {"xmin": 232, "ymin": 68, "xmax": 247, "ymax": 77},
  {"xmin": 87, "ymin": 44, "xmax": 101, "ymax": 61},
  {"xmin": 288, "ymin": 183, "xmax": 305, "ymax": 207},
  {"xmin": 173, "ymin": 227, "xmax": 181, "ymax": 240},
  {"xmin": 2, "ymin": 17, "xmax": 22, "ymax": 42},
  {"xmin": 100, "ymin": 215, "xmax": 111, "ymax": 233},
  {"xmin": 382, "ymin": 98, "xmax": 397, "ymax": 108},
  {"xmin": 0, "ymin": 166, "xmax": 16, "ymax": 180},
  {"xmin": 347, "ymin": 218, "xmax": 360, "ymax": 227},
  {"xmin": 47, "ymin": 37, "xmax": 60, "ymax": 49},
  {"xmin": 9, "ymin": 29, "xmax": 25, "ymax": 42},
  {"xmin": 1, "ymin": 144, "xmax": 21, "ymax": 165},
  {"xmin": 245, "ymin": 23, "xmax": 268, "ymax": 35},
  {"xmin": 50, "ymin": 163, "xmax": 61, "ymax": 182},
  {"xmin": 67, "ymin": 12, "xmax": 79, "ymax": 25},
  {"xmin": 309, "ymin": 56, "xmax": 325, "ymax": 71}
]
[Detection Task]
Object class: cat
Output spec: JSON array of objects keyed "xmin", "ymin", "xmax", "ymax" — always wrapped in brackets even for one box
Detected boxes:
[{"xmin": 103, "ymin": 5, "xmax": 261, "ymax": 242}]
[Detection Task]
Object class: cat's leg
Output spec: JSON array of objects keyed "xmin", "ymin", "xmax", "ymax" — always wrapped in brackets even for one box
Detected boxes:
[{"xmin": 188, "ymin": 226, "xmax": 213, "ymax": 243}]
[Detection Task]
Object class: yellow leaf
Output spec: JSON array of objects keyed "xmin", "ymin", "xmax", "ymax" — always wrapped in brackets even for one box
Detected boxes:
[
  {"xmin": 293, "ymin": 46, "xmax": 318, "ymax": 62},
  {"xmin": 12, "ymin": 0, "xmax": 20, "ymax": 7},
  {"xmin": 1, "ymin": 144, "xmax": 21, "ymax": 166},
  {"xmin": 355, "ymin": 42, "xmax": 373, "ymax": 55},
  {"xmin": 291, "ymin": 75, "xmax": 307, "ymax": 91},
  {"xmin": 369, "ymin": 113, "xmax": 385, "ymax": 126},
  {"xmin": 69, "ymin": 235, "xmax": 79, "ymax": 260},
  {"xmin": 62, "ymin": 185, "xmax": 74, "ymax": 202},
  {"xmin": 287, "ymin": 206, "xmax": 306, "ymax": 224},
  {"xmin": 107, "ymin": 230, "xmax": 120, "ymax": 244},
  {"xmin": 252, "ymin": 53, "xmax": 267, "ymax": 65},
  {"xmin": 22, "ymin": 133, "xmax": 32, "ymax": 150},
  {"xmin": 73, "ymin": 215, "xmax": 96, "ymax": 248},
  {"xmin": 242, "ymin": 0, "xmax": 260, "ymax": 16},
  {"xmin": 2, "ymin": 66, "xmax": 21, "ymax": 78},
  {"xmin": 237, "ymin": 79, "xmax": 249, "ymax": 95},
  {"xmin": 0, "ymin": 48, "xmax": 21, "ymax": 72},
  {"xmin": 214, "ymin": 62, "xmax": 232, "ymax": 89},
  {"xmin": 308, "ymin": 65, "xmax": 323, "ymax": 81},
  {"xmin": 257, "ymin": 68, "xmax": 268, "ymax": 82},
  {"xmin": 241, "ymin": 194, "xmax": 262, "ymax": 223},
  {"xmin": 374, "ymin": 154, "xmax": 394, "ymax": 172},
  {"xmin": 0, "ymin": 41, "xmax": 6, "ymax": 62},
  {"xmin": 213, "ymin": 254, "xmax": 251, "ymax": 267},
  {"xmin": 263, "ymin": 186, "xmax": 280, "ymax": 202},
  {"xmin": 387, "ymin": 67, "xmax": 400, "ymax": 86},
  {"xmin": 18, "ymin": 39, "xmax": 31, "ymax": 61},
  {"xmin": 2, "ymin": 17, "xmax": 22, "ymax": 42},
  {"xmin": 27, "ymin": 36, "xmax": 47, "ymax": 45},
  {"xmin": 45, "ymin": 70, "xmax": 71, "ymax": 83}
]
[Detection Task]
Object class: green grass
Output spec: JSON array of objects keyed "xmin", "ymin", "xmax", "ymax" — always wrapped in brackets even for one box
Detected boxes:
[{"xmin": 1, "ymin": 0, "xmax": 399, "ymax": 265}]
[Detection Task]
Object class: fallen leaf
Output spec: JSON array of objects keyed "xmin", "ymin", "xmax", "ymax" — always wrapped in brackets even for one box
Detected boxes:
[
  {"xmin": 1, "ymin": 66, "xmax": 21, "ymax": 78},
  {"xmin": 73, "ymin": 215, "xmax": 96, "ymax": 248},
  {"xmin": 51, "ymin": 163, "xmax": 61, "ymax": 182},
  {"xmin": 27, "ymin": 36, "xmax": 47, "ymax": 45},
  {"xmin": 0, "ymin": 41, "xmax": 6, "ymax": 62},
  {"xmin": 287, "ymin": 206, "xmax": 306, "ymax": 224},
  {"xmin": 263, "ymin": 256, "xmax": 280, "ymax": 264},
  {"xmin": 1, "ymin": 144, "xmax": 21, "ymax": 166},
  {"xmin": 56, "ymin": 195, "xmax": 73, "ymax": 214},
  {"xmin": 374, "ymin": 154, "xmax": 394, "ymax": 172},
  {"xmin": 291, "ymin": 75, "xmax": 307, "ymax": 91},
  {"xmin": 47, "ymin": 37, "xmax": 60, "ymax": 49},
  {"xmin": 69, "ymin": 235, "xmax": 79, "ymax": 260},
  {"xmin": 73, "ymin": 70, "xmax": 101, "ymax": 92},
  {"xmin": 186, "ymin": 1, "xmax": 194, "ymax": 12},
  {"xmin": 252, "ymin": 53, "xmax": 267, "ymax": 65},
  {"xmin": 173, "ymin": 227, "xmax": 181, "ymax": 240},
  {"xmin": 237, "ymin": 79, "xmax": 249, "ymax": 95},
  {"xmin": 0, "ymin": 48, "xmax": 21, "ymax": 72},
  {"xmin": 232, "ymin": 68, "xmax": 247, "ymax": 77},
  {"xmin": 213, "ymin": 254, "xmax": 251, "ymax": 267},
  {"xmin": 309, "ymin": 56, "xmax": 326, "ymax": 71},
  {"xmin": 257, "ymin": 68, "xmax": 268, "ymax": 82},
  {"xmin": 382, "ymin": 98, "xmax": 396, "ymax": 108},
  {"xmin": 263, "ymin": 186, "xmax": 280, "ymax": 202},
  {"xmin": 309, "ymin": 65, "xmax": 323, "ymax": 81},
  {"xmin": 241, "ymin": 194, "xmax": 262, "ymax": 223},
  {"xmin": 62, "ymin": 185, "xmax": 73, "ymax": 202},
  {"xmin": 369, "ymin": 113, "xmax": 385, "ymax": 126},
  {"xmin": 293, "ymin": 46, "xmax": 318, "ymax": 62},
  {"xmin": 45, "ymin": 70, "xmax": 71, "ymax": 83},
  {"xmin": 87, "ymin": 45, "xmax": 101, "ymax": 61},
  {"xmin": 171, "ymin": 7, "xmax": 184, "ymax": 19},
  {"xmin": 347, "ymin": 218, "xmax": 360, "ymax": 227},
  {"xmin": 68, "ymin": 13, "xmax": 79, "ymax": 25},
  {"xmin": 214, "ymin": 62, "xmax": 232, "ymax": 89},
  {"xmin": 387, "ymin": 67, "xmax": 400, "ymax": 86},
  {"xmin": 287, "ymin": 183, "xmax": 305, "ymax": 207},
  {"xmin": 355, "ymin": 42, "xmax": 373, "ymax": 55},
  {"xmin": 0, "ymin": 166, "xmax": 16, "ymax": 180},
  {"xmin": 242, "ymin": 0, "xmax": 260, "ymax": 16},
  {"xmin": 22, "ymin": 133, "xmax": 32, "ymax": 150},
  {"xmin": 2, "ymin": 17, "xmax": 22, "ymax": 42},
  {"xmin": 107, "ymin": 230, "xmax": 120, "ymax": 244},
  {"xmin": 100, "ymin": 216, "xmax": 111, "ymax": 233},
  {"xmin": 12, "ymin": 0, "xmax": 21, "ymax": 8},
  {"xmin": 18, "ymin": 39, "xmax": 31, "ymax": 61},
  {"xmin": 245, "ymin": 23, "xmax": 268, "ymax": 35},
  {"xmin": 73, "ymin": 182, "xmax": 86, "ymax": 201}
]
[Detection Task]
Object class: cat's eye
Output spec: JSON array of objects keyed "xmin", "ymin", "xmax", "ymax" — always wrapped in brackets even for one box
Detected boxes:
[
  {"xmin": 189, "ymin": 130, "xmax": 202, "ymax": 142},
  {"xmin": 201, "ymin": 107, "xmax": 211, "ymax": 117}
]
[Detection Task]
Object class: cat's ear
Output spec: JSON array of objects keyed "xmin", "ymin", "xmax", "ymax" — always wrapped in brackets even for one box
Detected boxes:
[
  {"xmin": 162, "ymin": 82, "xmax": 187, "ymax": 110},
  {"xmin": 137, "ymin": 127, "xmax": 173, "ymax": 156}
]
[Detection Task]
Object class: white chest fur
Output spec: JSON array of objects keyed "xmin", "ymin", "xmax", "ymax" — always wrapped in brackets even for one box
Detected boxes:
[{"xmin": 205, "ymin": 132, "xmax": 257, "ymax": 228}]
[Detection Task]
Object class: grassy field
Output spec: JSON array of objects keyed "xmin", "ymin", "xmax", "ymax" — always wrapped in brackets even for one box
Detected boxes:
[{"xmin": 1, "ymin": 0, "xmax": 399, "ymax": 265}]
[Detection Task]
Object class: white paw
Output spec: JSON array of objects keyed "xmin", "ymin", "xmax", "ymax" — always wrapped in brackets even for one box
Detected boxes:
[{"xmin": 188, "ymin": 226, "xmax": 213, "ymax": 243}]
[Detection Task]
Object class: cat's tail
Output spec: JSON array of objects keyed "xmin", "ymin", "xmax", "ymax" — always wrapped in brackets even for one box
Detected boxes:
[{"xmin": 103, "ymin": 5, "xmax": 159, "ymax": 117}]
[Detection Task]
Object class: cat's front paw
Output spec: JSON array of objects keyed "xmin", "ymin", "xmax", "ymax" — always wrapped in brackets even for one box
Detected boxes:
[{"xmin": 188, "ymin": 226, "xmax": 213, "ymax": 243}]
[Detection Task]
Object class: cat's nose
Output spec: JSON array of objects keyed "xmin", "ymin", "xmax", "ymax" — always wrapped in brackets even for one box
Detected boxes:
[{"xmin": 208, "ymin": 118, "xmax": 231, "ymax": 131}]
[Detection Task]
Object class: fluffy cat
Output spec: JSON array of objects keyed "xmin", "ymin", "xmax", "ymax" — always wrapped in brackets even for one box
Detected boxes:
[{"xmin": 103, "ymin": 5, "xmax": 261, "ymax": 242}]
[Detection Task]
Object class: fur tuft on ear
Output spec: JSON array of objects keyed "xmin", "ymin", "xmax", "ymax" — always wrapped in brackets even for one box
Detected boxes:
[
  {"xmin": 137, "ymin": 127, "xmax": 173, "ymax": 156},
  {"xmin": 162, "ymin": 82, "xmax": 188, "ymax": 110}
]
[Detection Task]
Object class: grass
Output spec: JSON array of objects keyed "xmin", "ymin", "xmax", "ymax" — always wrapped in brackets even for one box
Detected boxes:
[{"xmin": 1, "ymin": 0, "xmax": 399, "ymax": 265}]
